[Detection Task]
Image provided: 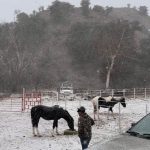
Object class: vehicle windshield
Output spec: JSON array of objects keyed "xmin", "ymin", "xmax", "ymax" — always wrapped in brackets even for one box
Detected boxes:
[
  {"xmin": 127, "ymin": 113, "xmax": 150, "ymax": 138},
  {"xmin": 62, "ymin": 88, "xmax": 72, "ymax": 90}
]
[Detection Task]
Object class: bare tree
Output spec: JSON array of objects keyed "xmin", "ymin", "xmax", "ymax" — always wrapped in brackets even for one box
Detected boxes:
[
  {"xmin": 105, "ymin": 29, "xmax": 125, "ymax": 88},
  {"xmin": 93, "ymin": 20, "xmax": 139, "ymax": 89}
]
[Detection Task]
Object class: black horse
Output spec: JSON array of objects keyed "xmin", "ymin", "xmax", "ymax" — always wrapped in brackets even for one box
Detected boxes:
[
  {"xmin": 91, "ymin": 96, "xmax": 126, "ymax": 120},
  {"xmin": 31, "ymin": 105, "xmax": 74, "ymax": 136}
]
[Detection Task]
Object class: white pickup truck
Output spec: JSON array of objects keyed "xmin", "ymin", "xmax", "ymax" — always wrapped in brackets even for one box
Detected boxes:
[{"xmin": 60, "ymin": 87, "xmax": 73, "ymax": 94}]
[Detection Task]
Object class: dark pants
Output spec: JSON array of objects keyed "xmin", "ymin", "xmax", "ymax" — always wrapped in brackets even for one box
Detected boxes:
[{"xmin": 79, "ymin": 136, "xmax": 91, "ymax": 150}]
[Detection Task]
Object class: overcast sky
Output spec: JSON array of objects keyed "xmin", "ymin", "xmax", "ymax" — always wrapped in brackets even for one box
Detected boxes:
[{"xmin": 0, "ymin": 0, "xmax": 149, "ymax": 23}]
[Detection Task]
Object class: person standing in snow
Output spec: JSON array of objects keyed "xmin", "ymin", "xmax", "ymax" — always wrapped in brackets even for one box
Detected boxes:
[{"xmin": 77, "ymin": 106, "xmax": 95, "ymax": 150}]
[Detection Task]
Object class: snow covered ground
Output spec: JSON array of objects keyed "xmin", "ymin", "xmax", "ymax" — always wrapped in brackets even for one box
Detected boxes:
[{"xmin": 0, "ymin": 97, "xmax": 150, "ymax": 150}]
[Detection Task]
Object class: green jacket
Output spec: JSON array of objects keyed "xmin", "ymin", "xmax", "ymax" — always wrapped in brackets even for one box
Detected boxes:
[{"xmin": 78, "ymin": 113, "xmax": 95, "ymax": 138}]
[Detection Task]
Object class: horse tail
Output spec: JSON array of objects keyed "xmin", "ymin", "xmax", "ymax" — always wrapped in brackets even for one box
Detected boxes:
[
  {"xmin": 91, "ymin": 96, "xmax": 99, "ymax": 112},
  {"xmin": 31, "ymin": 106, "xmax": 35, "ymax": 117},
  {"xmin": 31, "ymin": 106, "xmax": 39, "ymax": 127},
  {"xmin": 31, "ymin": 107, "xmax": 35, "ymax": 126}
]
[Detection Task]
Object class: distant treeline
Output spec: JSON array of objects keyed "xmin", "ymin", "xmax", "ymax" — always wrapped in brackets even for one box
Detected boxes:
[{"xmin": 0, "ymin": 0, "xmax": 150, "ymax": 92}]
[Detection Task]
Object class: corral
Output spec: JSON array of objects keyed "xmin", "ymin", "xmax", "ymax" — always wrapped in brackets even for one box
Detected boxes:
[{"xmin": 0, "ymin": 88, "xmax": 150, "ymax": 150}]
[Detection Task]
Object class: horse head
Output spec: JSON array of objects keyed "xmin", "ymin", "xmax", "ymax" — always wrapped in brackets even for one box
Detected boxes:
[
  {"xmin": 120, "ymin": 97, "xmax": 126, "ymax": 107},
  {"xmin": 63, "ymin": 110, "xmax": 75, "ymax": 131}
]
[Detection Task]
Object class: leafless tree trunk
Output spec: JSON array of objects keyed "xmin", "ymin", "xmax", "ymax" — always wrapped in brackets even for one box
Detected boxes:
[
  {"xmin": 106, "ymin": 55, "xmax": 116, "ymax": 89},
  {"xmin": 105, "ymin": 29, "xmax": 125, "ymax": 89}
]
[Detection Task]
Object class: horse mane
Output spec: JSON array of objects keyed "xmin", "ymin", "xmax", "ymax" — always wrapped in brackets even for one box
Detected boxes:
[
  {"xmin": 52, "ymin": 106, "xmax": 74, "ymax": 123},
  {"xmin": 60, "ymin": 108, "xmax": 74, "ymax": 130},
  {"xmin": 119, "ymin": 97, "xmax": 126, "ymax": 103},
  {"xmin": 112, "ymin": 97, "xmax": 126, "ymax": 107},
  {"xmin": 63, "ymin": 109, "xmax": 74, "ymax": 122},
  {"xmin": 120, "ymin": 97, "xmax": 125, "ymax": 101}
]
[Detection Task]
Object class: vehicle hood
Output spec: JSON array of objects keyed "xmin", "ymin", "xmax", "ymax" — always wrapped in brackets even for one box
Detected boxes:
[{"xmin": 90, "ymin": 133, "xmax": 150, "ymax": 150}]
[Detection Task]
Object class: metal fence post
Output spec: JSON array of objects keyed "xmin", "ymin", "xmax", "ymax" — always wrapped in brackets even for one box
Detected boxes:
[
  {"xmin": 118, "ymin": 102, "xmax": 121, "ymax": 133},
  {"xmin": 100, "ymin": 90, "xmax": 101, "ymax": 97},
  {"xmin": 65, "ymin": 95, "xmax": 67, "ymax": 110},
  {"xmin": 97, "ymin": 99, "xmax": 100, "ymax": 126},
  {"xmin": 22, "ymin": 88, "xmax": 25, "ymax": 111},
  {"xmin": 11, "ymin": 98, "xmax": 12, "ymax": 111},
  {"xmin": 123, "ymin": 89, "xmax": 125, "ymax": 97},
  {"xmin": 146, "ymin": 103, "xmax": 148, "ymax": 115}
]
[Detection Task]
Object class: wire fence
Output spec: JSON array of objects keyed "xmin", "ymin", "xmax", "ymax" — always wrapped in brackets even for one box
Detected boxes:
[
  {"xmin": 0, "ymin": 88, "xmax": 150, "ymax": 134},
  {"xmin": 58, "ymin": 88, "xmax": 150, "ymax": 133},
  {"xmin": 74, "ymin": 88, "xmax": 150, "ymax": 99}
]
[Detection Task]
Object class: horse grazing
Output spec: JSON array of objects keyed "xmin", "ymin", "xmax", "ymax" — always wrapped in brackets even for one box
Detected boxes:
[
  {"xmin": 31, "ymin": 105, "xmax": 74, "ymax": 136},
  {"xmin": 91, "ymin": 96, "xmax": 126, "ymax": 120}
]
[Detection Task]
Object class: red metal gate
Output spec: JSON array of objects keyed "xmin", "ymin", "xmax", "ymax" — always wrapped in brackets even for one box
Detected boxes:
[{"xmin": 22, "ymin": 92, "xmax": 41, "ymax": 111}]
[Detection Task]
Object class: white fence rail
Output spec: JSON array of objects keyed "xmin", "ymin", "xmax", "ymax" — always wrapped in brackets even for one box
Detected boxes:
[{"xmin": 74, "ymin": 88, "xmax": 150, "ymax": 99}]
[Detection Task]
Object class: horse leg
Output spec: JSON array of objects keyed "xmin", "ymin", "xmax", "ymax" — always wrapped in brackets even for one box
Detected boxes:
[
  {"xmin": 32, "ymin": 125, "xmax": 41, "ymax": 137},
  {"xmin": 31, "ymin": 108, "xmax": 41, "ymax": 137},
  {"xmin": 107, "ymin": 108, "xmax": 110, "ymax": 120},
  {"xmin": 110, "ymin": 107, "xmax": 116, "ymax": 119},
  {"xmin": 94, "ymin": 111, "xmax": 96, "ymax": 120},
  {"xmin": 93, "ymin": 105, "xmax": 97, "ymax": 120},
  {"xmin": 32, "ymin": 127, "xmax": 36, "ymax": 136},
  {"xmin": 52, "ymin": 122, "xmax": 55, "ymax": 137},
  {"xmin": 52, "ymin": 119, "xmax": 59, "ymax": 136},
  {"xmin": 36, "ymin": 127, "xmax": 41, "ymax": 137},
  {"xmin": 32, "ymin": 122, "xmax": 38, "ymax": 136},
  {"xmin": 97, "ymin": 107, "xmax": 100, "ymax": 120},
  {"xmin": 32, "ymin": 117, "xmax": 41, "ymax": 136},
  {"xmin": 55, "ymin": 120, "xmax": 59, "ymax": 135}
]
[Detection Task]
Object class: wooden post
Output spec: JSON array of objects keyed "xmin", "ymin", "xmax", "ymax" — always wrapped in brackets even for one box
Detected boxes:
[
  {"xmin": 22, "ymin": 88, "xmax": 25, "ymax": 111},
  {"xmin": 56, "ymin": 91, "xmax": 59, "ymax": 105},
  {"xmin": 145, "ymin": 88, "xmax": 147, "ymax": 99},
  {"xmin": 134, "ymin": 88, "xmax": 135, "ymax": 99},
  {"xmin": 11, "ymin": 98, "xmax": 12, "ymax": 111}
]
